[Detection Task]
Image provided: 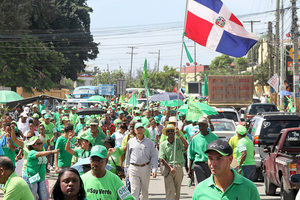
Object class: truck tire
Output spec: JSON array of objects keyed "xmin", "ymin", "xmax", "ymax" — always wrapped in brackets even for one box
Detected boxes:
[
  {"xmin": 264, "ymin": 172, "xmax": 277, "ymax": 195},
  {"xmin": 280, "ymin": 177, "xmax": 296, "ymax": 200}
]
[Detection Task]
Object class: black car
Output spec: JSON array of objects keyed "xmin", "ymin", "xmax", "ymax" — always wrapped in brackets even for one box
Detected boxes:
[
  {"xmin": 241, "ymin": 103, "xmax": 278, "ymax": 122},
  {"xmin": 249, "ymin": 112, "xmax": 300, "ymax": 181}
]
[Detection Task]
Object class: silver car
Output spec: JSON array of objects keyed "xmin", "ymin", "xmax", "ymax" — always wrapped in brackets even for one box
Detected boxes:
[{"xmin": 211, "ymin": 119, "xmax": 236, "ymax": 141}]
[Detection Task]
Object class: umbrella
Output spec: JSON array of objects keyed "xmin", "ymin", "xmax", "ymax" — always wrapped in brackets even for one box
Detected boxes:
[
  {"xmin": 196, "ymin": 102, "xmax": 218, "ymax": 116},
  {"xmin": 178, "ymin": 102, "xmax": 217, "ymax": 116},
  {"xmin": 160, "ymin": 99, "xmax": 184, "ymax": 107},
  {"xmin": 71, "ymin": 157, "xmax": 113, "ymax": 173},
  {"xmin": 278, "ymin": 90, "xmax": 292, "ymax": 96},
  {"xmin": 76, "ymin": 108, "xmax": 106, "ymax": 115},
  {"xmin": 88, "ymin": 95, "xmax": 108, "ymax": 102},
  {"xmin": 0, "ymin": 90, "xmax": 23, "ymax": 104},
  {"xmin": 150, "ymin": 92, "xmax": 184, "ymax": 102}
]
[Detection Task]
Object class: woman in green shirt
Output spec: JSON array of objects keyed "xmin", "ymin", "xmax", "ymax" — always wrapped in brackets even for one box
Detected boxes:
[{"xmin": 24, "ymin": 136, "xmax": 58, "ymax": 200}]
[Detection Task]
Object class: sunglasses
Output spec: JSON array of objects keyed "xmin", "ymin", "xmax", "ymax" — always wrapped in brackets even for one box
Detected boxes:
[
  {"xmin": 166, "ymin": 130, "xmax": 175, "ymax": 133},
  {"xmin": 35, "ymin": 142, "xmax": 43, "ymax": 145}
]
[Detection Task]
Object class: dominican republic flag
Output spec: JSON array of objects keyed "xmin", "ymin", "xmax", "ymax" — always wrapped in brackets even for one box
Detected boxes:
[{"xmin": 185, "ymin": 0, "xmax": 259, "ymax": 57}]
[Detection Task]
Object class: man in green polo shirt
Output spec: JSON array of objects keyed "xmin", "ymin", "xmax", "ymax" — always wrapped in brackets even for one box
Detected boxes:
[
  {"xmin": 235, "ymin": 125, "xmax": 256, "ymax": 181},
  {"xmin": 159, "ymin": 124, "xmax": 188, "ymax": 200},
  {"xmin": 0, "ymin": 157, "xmax": 34, "ymax": 200},
  {"xmin": 81, "ymin": 145, "xmax": 134, "ymax": 200},
  {"xmin": 86, "ymin": 118, "xmax": 106, "ymax": 146},
  {"xmin": 192, "ymin": 139, "xmax": 260, "ymax": 200},
  {"xmin": 188, "ymin": 117, "xmax": 218, "ymax": 184}
]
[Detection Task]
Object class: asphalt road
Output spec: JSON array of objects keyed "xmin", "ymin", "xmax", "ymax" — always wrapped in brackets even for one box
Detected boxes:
[{"xmin": 0, "ymin": 169, "xmax": 282, "ymax": 199}]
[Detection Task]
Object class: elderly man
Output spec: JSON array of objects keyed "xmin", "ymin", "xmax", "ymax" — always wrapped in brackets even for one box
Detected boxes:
[
  {"xmin": 86, "ymin": 118, "xmax": 106, "ymax": 146},
  {"xmin": 81, "ymin": 145, "xmax": 134, "ymax": 199},
  {"xmin": 0, "ymin": 157, "xmax": 34, "ymax": 200},
  {"xmin": 192, "ymin": 139, "xmax": 260, "ymax": 199},
  {"xmin": 188, "ymin": 117, "xmax": 218, "ymax": 184},
  {"xmin": 159, "ymin": 124, "xmax": 188, "ymax": 200},
  {"xmin": 126, "ymin": 123, "xmax": 158, "ymax": 200}
]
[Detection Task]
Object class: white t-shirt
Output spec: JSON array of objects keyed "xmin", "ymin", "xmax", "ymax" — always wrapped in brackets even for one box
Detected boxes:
[
  {"xmin": 147, "ymin": 127, "xmax": 159, "ymax": 144},
  {"xmin": 112, "ymin": 131, "xmax": 128, "ymax": 147},
  {"xmin": 17, "ymin": 119, "xmax": 30, "ymax": 135}
]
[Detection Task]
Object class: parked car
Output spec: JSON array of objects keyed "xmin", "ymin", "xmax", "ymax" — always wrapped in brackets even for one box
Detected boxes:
[
  {"xmin": 263, "ymin": 128, "xmax": 300, "ymax": 200},
  {"xmin": 241, "ymin": 103, "xmax": 278, "ymax": 122},
  {"xmin": 211, "ymin": 119, "xmax": 236, "ymax": 141},
  {"xmin": 248, "ymin": 112, "xmax": 300, "ymax": 181},
  {"xmin": 290, "ymin": 174, "xmax": 300, "ymax": 200},
  {"xmin": 210, "ymin": 107, "xmax": 241, "ymax": 124}
]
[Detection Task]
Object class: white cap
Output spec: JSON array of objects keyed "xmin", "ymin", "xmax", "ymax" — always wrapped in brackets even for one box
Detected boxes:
[
  {"xmin": 20, "ymin": 112, "xmax": 28, "ymax": 118},
  {"xmin": 169, "ymin": 116, "xmax": 177, "ymax": 123},
  {"xmin": 24, "ymin": 107, "xmax": 30, "ymax": 113}
]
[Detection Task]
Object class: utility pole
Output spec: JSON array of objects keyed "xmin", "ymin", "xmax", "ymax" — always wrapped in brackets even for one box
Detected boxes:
[
  {"xmin": 275, "ymin": 0, "xmax": 280, "ymax": 76},
  {"xmin": 127, "ymin": 46, "xmax": 137, "ymax": 80},
  {"xmin": 280, "ymin": 0, "xmax": 285, "ymax": 108},
  {"xmin": 194, "ymin": 42, "xmax": 197, "ymax": 81},
  {"xmin": 107, "ymin": 64, "xmax": 111, "ymax": 84},
  {"xmin": 149, "ymin": 50, "xmax": 160, "ymax": 72},
  {"xmin": 243, "ymin": 20, "xmax": 260, "ymax": 74},
  {"xmin": 268, "ymin": 22, "xmax": 274, "ymax": 79},
  {"xmin": 291, "ymin": 0, "xmax": 299, "ymax": 111}
]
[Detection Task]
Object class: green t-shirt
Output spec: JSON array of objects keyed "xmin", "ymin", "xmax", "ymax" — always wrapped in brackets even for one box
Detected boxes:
[
  {"xmin": 188, "ymin": 131, "xmax": 218, "ymax": 162},
  {"xmin": 75, "ymin": 123, "xmax": 86, "ymax": 135},
  {"xmin": 74, "ymin": 149, "xmax": 90, "ymax": 160},
  {"xmin": 55, "ymin": 136, "xmax": 75, "ymax": 168},
  {"xmin": 192, "ymin": 169, "xmax": 260, "ymax": 200},
  {"xmin": 1, "ymin": 135, "xmax": 17, "ymax": 167},
  {"xmin": 70, "ymin": 113, "xmax": 78, "ymax": 125},
  {"xmin": 236, "ymin": 137, "xmax": 256, "ymax": 166},
  {"xmin": 2, "ymin": 172, "xmax": 34, "ymax": 200},
  {"xmin": 24, "ymin": 150, "xmax": 47, "ymax": 181},
  {"xmin": 86, "ymin": 127, "xmax": 107, "ymax": 146},
  {"xmin": 108, "ymin": 147, "xmax": 124, "ymax": 174},
  {"xmin": 159, "ymin": 138, "xmax": 185, "ymax": 167},
  {"xmin": 81, "ymin": 170, "xmax": 134, "ymax": 200},
  {"xmin": 42, "ymin": 122, "xmax": 56, "ymax": 139}
]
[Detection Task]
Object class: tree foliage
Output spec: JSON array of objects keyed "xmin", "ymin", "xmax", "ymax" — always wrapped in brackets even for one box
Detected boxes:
[
  {"xmin": 93, "ymin": 70, "xmax": 126, "ymax": 85},
  {"xmin": 0, "ymin": 0, "xmax": 98, "ymax": 92}
]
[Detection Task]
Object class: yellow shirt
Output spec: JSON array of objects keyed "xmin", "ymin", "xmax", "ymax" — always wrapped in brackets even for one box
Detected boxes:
[{"xmin": 229, "ymin": 135, "xmax": 240, "ymax": 159}]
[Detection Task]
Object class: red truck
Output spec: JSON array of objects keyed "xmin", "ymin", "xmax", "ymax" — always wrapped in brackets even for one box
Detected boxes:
[{"xmin": 263, "ymin": 127, "xmax": 300, "ymax": 200}]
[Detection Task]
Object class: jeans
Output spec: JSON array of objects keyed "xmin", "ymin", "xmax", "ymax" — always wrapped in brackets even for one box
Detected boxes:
[
  {"xmin": 45, "ymin": 145, "xmax": 54, "ymax": 167},
  {"xmin": 242, "ymin": 165, "xmax": 256, "ymax": 181},
  {"xmin": 23, "ymin": 176, "xmax": 48, "ymax": 200}
]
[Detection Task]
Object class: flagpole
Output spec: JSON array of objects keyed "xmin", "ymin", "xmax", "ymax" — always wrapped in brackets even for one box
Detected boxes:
[{"xmin": 174, "ymin": 0, "xmax": 189, "ymax": 167}]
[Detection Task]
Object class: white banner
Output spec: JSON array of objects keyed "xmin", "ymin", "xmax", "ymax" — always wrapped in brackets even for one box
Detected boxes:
[{"xmin": 267, "ymin": 74, "xmax": 279, "ymax": 93}]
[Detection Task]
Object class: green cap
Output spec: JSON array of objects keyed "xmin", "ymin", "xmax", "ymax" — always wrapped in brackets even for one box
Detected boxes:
[
  {"xmin": 236, "ymin": 124, "xmax": 247, "ymax": 135},
  {"xmin": 118, "ymin": 111, "xmax": 124, "ymax": 115},
  {"xmin": 62, "ymin": 116, "xmax": 69, "ymax": 121},
  {"xmin": 44, "ymin": 114, "xmax": 51, "ymax": 119},
  {"xmin": 27, "ymin": 136, "xmax": 40, "ymax": 146},
  {"xmin": 154, "ymin": 116, "xmax": 160, "ymax": 123},
  {"xmin": 57, "ymin": 106, "xmax": 63, "ymax": 110},
  {"xmin": 90, "ymin": 145, "xmax": 108, "ymax": 159},
  {"xmin": 32, "ymin": 113, "xmax": 39, "ymax": 118},
  {"xmin": 72, "ymin": 106, "xmax": 77, "ymax": 110},
  {"xmin": 134, "ymin": 122, "xmax": 144, "ymax": 130}
]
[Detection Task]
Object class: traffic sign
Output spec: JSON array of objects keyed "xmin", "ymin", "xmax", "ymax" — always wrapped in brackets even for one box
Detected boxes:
[{"xmin": 289, "ymin": 47, "xmax": 300, "ymax": 60}]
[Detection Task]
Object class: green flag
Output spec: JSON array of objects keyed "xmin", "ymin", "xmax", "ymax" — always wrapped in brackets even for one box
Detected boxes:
[
  {"xmin": 143, "ymin": 59, "xmax": 150, "ymax": 97},
  {"xmin": 204, "ymin": 74, "xmax": 208, "ymax": 96},
  {"xmin": 128, "ymin": 93, "xmax": 138, "ymax": 107},
  {"xmin": 183, "ymin": 41, "xmax": 194, "ymax": 63},
  {"xmin": 186, "ymin": 96, "xmax": 203, "ymax": 121}
]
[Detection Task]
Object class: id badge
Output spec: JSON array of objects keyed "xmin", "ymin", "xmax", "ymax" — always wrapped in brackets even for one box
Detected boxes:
[{"xmin": 29, "ymin": 173, "xmax": 41, "ymax": 184}]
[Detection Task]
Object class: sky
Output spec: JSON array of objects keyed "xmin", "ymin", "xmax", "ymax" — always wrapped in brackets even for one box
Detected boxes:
[{"xmin": 85, "ymin": 0, "xmax": 293, "ymax": 75}]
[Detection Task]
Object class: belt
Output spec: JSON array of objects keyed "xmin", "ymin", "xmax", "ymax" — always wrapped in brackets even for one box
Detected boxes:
[
  {"xmin": 194, "ymin": 161, "xmax": 208, "ymax": 165},
  {"xmin": 130, "ymin": 161, "xmax": 150, "ymax": 167}
]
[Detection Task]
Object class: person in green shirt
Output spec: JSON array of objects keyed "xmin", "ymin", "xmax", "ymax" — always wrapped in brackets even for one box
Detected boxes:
[
  {"xmin": 65, "ymin": 132, "xmax": 93, "ymax": 162},
  {"xmin": 192, "ymin": 139, "xmax": 260, "ymax": 200},
  {"xmin": 81, "ymin": 145, "xmax": 134, "ymax": 200},
  {"xmin": 0, "ymin": 157, "xmax": 34, "ymax": 200},
  {"xmin": 158, "ymin": 124, "xmax": 188, "ymax": 200},
  {"xmin": 75, "ymin": 115, "xmax": 86, "ymax": 135},
  {"xmin": 188, "ymin": 117, "xmax": 218, "ymax": 184},
  {"xmin": 159, "ymin": 116, "xmax": 186, "ymax": 144},
  {"xmin": 55, "ymin": 123, "xmax": 75, "ymax": 173},
  {"xmin": 85, "ymin": 118, "xmax": 107, "ymax": 146},
  {"xmin": 235, "ymin": 125, "xmax": 256, "ymax": 181},
  {"xmin": 69, "ymin": 107, "xmax": 78, "ymax": 126},
  {"xmin": 104, "ymin": 137, "xmax": 125, "ymax": 178},
  {"xmin": 24, "ymin": 136, "xmax": 59, "ymax": 200}
]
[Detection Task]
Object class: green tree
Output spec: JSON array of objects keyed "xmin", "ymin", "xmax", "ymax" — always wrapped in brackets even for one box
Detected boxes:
[
  {"xmin": 234, "ymin": 57, "xmax": 249, "ymax": 74},
  {"xmin": 93, "ymin": 70, "xmax": 125, "ymax": 85}
]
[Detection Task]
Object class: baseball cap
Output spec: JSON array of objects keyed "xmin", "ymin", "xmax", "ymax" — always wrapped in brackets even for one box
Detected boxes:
[
  {"xmin": 72, "ymin": 106, "xmax": 77, "ymax": 110},
  {"xmin": 236, "ymin": 124, "xmax": 247, "ymax": 136},
  {"xmin": 118, "ymin": 111, "xmax": 124, "ymax": 115},
  {"xmin": 32, "ymin": 113, "xmax": 39, "ymax": 118},
  {"xmin": 62, "ymin": 116, "xmax": 69, "ymax": 121},
  {"xmin": 134, "ymin": 122, "xmax": 144, "ymax": 130},
  {"xmin": 205, "ymin": 139, "xmax": 233, "ymax": 156},
  {"xmin": 168, "ymin": 116, "xmax": 177, "ymax": 123},
  {"xmin": 79, "ymin": 115, "xmax": 85, "ymax": 119},
  {"xmin": 44, "ymin": 114, "xmax": 51, "ymax": 119},
  {"xmin": 90, "ymin": 145, "xmax": 108, "ymax": 159},
  {"xmin": 20, "ymin": 112, "xmax": 28, "ymax": 118},
  {"xmin": 32, "ymin": 105, "xmax": 38, "ymax": 108},
  {"xmin": 41, "ymin": 110, "xmax": 47, "ymax": 115},
  {"xmin": 198, "ymin": 117, "xmax": 208, "ymax": 125},
  {"xmin": 90, "ymin": 118, "xmax": 99, "ymax": 125}
]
